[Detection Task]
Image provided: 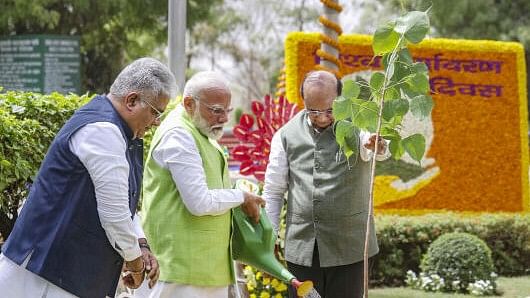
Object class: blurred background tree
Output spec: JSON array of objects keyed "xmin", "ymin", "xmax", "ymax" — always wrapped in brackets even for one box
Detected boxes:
[
  {"xmin": 0, "ymin": 0, "xmax": 222, "ymax": 93},
  {"xmin": 1, "ymin": 0, "xmax": 527, "ymax": 105},
  {"xmin": 376, "ymin": 0, "xmax": 530, "ymax": 117}
]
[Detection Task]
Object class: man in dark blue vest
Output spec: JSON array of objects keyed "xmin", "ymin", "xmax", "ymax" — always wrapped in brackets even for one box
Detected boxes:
[{"xmin": 0, "ymin": 57, "xmax": 177, "ymax": 297}]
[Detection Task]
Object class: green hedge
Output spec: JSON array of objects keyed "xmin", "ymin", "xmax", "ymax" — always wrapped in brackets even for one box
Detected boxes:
[
  {"xmin": 372, "ymin": 213, "xmax": 530, "ymax": 287},
  {"xmin": 0, "ymin": 90, "xmax": 91, "ymax": 239}
]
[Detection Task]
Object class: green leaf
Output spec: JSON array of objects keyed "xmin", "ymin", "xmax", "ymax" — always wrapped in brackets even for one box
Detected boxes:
[
  {"xmin": 373, "ymin": 21, "xmax": 400, "ymax": 55},
  {"xmin": 383, "ymin": 98, "xmax": 409, "ymax": 121},
  {"xmin": 342, "ymin": 80, "xmax": 360, "ymax": 99},
  {"xmin": 402, "ymin": 134, "xmax": 426, "ymax": 163},
  {"xmin": 410, "ymin": 62, "xmax": 429, "ymax": 75},
  {"xmin": 382, "ymin": 102, "xmax": 394, "ymax": 121},
  {"xmin": 402, "ymin": 83, "xmax": 421, "ymax": 99},
  {"xmin": 335, "ymin": 120, "xmax": 358, "ymax": 158},
  {"xmin": 382, "ymin": 53, "xmax": 391, "ymax": 69},
  {"xmin": 384, "ymin": 87, "xmax": 400, "ymax": 101},
  {"xmin": 408, "ymin": 73, "xmax": 430, "ymax": 94},
  {"xmin": 389, "ymin": 137, "xmax": 404, "ymax": 160},
  {"xmin": 390, "ymin": 49, "xmax": 413, "ymax": 83},
  {"xmin": 381, "ymin": 126, "xmax": 400, "ymax": 140},
  {"xmin": 344, "ymin": 127, "xmax": 360, "ymax": 159},
  {"xmin": 394, "ymin": 98, "xmax": 410, "ymax": 116},
  {"xmin": 370, "ymin": 72, "xmax": 386, "ymax": 93},
  {"xmin": 398, "ymin": 48, "xmax": 414, "ymax": 64},
  {"xmin": 332, "ymin": 96, "xmax": 352, "ymax": 121},
  {"xmin": 392, "ymin": 62, "xmax": 411, "ymax": 86},
  {"xmin": 395, "ymin": 11, "xmax": 430, "ymax": 44},
  {"xmin": 335, "ymin": 120, "xmax": 350, "ymax": 147},
  {"xmin": 410, "ymin": 95, "xmax": 434, "ymax": 120},
  {"xmin": 353, "ymin": 101, "xmax": 379, "ymax": 132},
  {"xmin": 350, "ymin": 98, "xmax": 366, "ymax": 115}
]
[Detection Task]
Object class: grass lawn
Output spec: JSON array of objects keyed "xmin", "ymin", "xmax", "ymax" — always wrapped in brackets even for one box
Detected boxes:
[{"xmin": 369, "ymin": 276, "xmax": 530, "ymax": 298}]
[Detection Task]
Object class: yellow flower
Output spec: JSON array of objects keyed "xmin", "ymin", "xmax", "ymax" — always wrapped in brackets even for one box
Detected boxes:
[
  {"xmin": 263, "ymin": 277, "xmax": 271, "ymax": 285},
  {"xmin": 247, "ymin": 284, "xmax": 255, "ymax": 292},
  {"xmin": 260, "ymin": 292, "xmax": 271, "ymax": 298},
  {"xmin": 274, "ymin": 294, "xmax": 283, "ymax": 298},
  {"xmin": 275, "ymin": 282, "xmax": 288, "ymax": 292},
  {"xmin": 271, "ymin": 278, "xmax": 280, "ymax": 287},
  {"xmin": 256, "ymin": 271, "xmax": 263, "ymax": 280},
  {"xmin": 250, "ymin": 294, "xmax": 257, "ymax": 298}
]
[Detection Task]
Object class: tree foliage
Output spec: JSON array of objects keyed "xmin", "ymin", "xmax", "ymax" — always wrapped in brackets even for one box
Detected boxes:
[
  {"xmin": 386, "ymin": 0, "xmax": 530, "ymax": 47},
  {"xmin": 188, "ymin": 0, "xmax": 319, "ymax": 100},
  {"xmin": 334, "ymin": 10, "xmax": 432, "ymax": 163},
  {"xmin": 382, "ymin": 0, "xmax": 530, "ymax": 115},
  {"xmin": 0, "ymin": 0, "xmax": 222, "ymax": 93}
]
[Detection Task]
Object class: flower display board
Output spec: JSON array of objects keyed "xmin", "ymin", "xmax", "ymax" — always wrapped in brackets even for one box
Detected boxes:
[{"xmin": 285, "ymin": 32, "xmax": 529, "ymax": 213}]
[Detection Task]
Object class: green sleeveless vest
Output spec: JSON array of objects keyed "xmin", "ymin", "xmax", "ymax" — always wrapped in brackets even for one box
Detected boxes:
[
  {"xmin": 141, "ymin": 107, "xmax": 233, "ymax": 286},
  {"xmin": 280, "ymin": 112, "xmax": 379, "ymax": 267}
]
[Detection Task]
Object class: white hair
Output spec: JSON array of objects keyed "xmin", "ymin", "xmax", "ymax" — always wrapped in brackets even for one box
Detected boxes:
[
  {"xmin": 109, "ymin": 57, "xmax": 177, "ymax": 102},
  {"xmin": 182, "ymin": 71, "xmax": 230, "ymax": 101}
]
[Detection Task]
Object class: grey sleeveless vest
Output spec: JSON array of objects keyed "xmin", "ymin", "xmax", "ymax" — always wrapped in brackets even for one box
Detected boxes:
[{"xmin": 279, "ymin": 111, "xmax": 379, "ymax": 267}]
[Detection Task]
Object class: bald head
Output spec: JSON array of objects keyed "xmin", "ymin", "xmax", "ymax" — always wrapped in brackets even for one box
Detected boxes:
[
  {"xmin": 300, "ymin": 70, "xmax": 341, "ymax": 129},
  {"xmin": 301, "ymin": 70, "xmax": 341, "ymax": 103}
]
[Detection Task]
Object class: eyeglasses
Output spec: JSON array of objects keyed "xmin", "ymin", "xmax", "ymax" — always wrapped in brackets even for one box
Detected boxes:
[
  {"xmin": 306, "ymin": 108, "xmax": 333, "ymax": 117},
  {"xmin": 197, "ymin": 100, "xmax": 233, "ymax": 117},
  {"xmin": 142, "ymin": 99, "xmax": 164, "ymax": 120}
]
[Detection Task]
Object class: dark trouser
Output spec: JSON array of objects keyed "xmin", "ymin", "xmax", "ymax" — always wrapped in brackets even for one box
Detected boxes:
[{"xmin": 287, "ymin": 244, "xmax": 365, "ymax": 298}]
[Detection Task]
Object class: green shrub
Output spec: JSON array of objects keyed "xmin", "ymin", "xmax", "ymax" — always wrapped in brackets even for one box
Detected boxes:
[
  {"xmin": 0, "ymin": 90, "xmax": 91, "ymax": 239},
  {"xmin": 248, "ymin": 213, "xmax": 530, "ymax": 292},
  {"xmin": 372, "ymin": 213, "xmax": 530, "ymax": 287},
  {"xmin": 420, "ymin": 232, "xmax": 496, "ymax": 294}
]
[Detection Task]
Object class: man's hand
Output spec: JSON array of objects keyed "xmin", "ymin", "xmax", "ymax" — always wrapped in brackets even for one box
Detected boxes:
[
  {"xmin": 364, "ymin": 134, "xmax": 387, "ymax": 154},
  {"xmin": 241, "ymin": 192, "xmax": 266, "ymax": 224},
  {"xmin": 122, "ymin": 256, "xmax": 145, "ymax": 289},
  {"xmin": 139, "ymin": 239, "xmax": 160, "ymax": 289}
]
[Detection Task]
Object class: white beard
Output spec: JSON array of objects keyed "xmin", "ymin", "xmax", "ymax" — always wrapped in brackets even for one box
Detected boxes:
[{"xmin": 192, "ymin": 108, "xmax": 224, "ymax": 140}]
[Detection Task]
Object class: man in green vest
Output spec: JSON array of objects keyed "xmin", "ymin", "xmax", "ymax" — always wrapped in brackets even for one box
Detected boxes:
[
  {"xmin": 263, "ymin": 70, "xmax": 389, "ymax": 298},
  {"xmin": 140, "ymin": 71, "xmax": 265, "ymax": 298}
]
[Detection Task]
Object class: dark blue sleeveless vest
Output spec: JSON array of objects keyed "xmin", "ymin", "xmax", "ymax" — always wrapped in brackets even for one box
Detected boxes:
[{"xmin": 2, "ymin": 95, "xmax": 143, "ymax": 298}]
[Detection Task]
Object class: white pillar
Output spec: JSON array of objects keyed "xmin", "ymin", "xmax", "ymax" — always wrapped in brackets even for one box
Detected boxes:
[{"xmin": 168, "ymin": 0, "xmax": 186, "ymax": 93}]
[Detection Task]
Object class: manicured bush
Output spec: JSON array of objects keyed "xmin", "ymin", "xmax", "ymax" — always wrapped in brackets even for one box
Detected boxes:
[
  {"xmin": 372, "ymin": 213, "xmax": 530, "ymax": 287},
  {"xmin": 419, "ymin": 232, "xmax": 496, "ymax": 294},
  {"xmin": 0, "ymin": 90, "xmax": 91, "ymax": 240},
  {"xmin": 246, "ymin": 213, "xmax": 530, "ymax": 293}
]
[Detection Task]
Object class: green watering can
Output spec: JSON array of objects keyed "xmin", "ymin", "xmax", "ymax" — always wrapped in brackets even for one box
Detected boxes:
[{"xmin": 232, "ymin": 180, "xmax": 313, "ymax": 297}]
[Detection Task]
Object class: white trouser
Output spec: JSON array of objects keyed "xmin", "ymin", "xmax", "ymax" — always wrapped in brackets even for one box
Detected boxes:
[{"xmin": 0, "ymin": 253, "xmax": 79, "ymax": 298}]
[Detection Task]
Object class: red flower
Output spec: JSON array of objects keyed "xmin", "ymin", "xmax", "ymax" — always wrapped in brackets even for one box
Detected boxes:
[{"xmin": 231, "ymin": 95, "xmax": 299, "ymax": 181}]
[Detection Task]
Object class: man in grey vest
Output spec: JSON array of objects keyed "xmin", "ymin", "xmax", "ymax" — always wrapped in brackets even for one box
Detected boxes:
[{"xmin": 263, "ymin": 70, "xmax": 389, "ymax": 298}]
